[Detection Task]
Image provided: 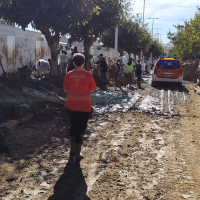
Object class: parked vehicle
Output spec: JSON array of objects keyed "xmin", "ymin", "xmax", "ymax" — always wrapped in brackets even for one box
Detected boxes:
[{"xmin": 151, "ymin": 56, "xmax": 183, "ymax": 87}]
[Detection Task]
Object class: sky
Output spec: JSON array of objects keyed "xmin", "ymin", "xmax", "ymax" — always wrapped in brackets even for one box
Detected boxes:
[
  {"xmin": 26, "ymin": 0, "xmax": 200, "ymax": 45},
  {"xmin": 131, "ymin": 0, "xmax": 200, "ymax": 44}
]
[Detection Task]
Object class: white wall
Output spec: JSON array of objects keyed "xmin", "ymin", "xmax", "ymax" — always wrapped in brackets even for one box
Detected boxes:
[
  {"xmin": 0, "ymin": 24, "xmax": 51, "ymax": 75},
  {"xmin": 0, "ymin": 23, "xmax": 129, "ymax": 75}
]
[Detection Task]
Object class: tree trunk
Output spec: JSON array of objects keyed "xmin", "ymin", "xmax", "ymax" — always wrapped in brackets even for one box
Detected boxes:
[
  {"xmin": 83, "ymin": 38, "xmax": 93, "ymax": 71},
  {"xmin": 35, "ymin": 24, "xmax": 59, "ymax": 75},
  {"xmin": 118, "ymin": 47, "xmax": 124, "ymax": 57},
  {"xmin": 48, "ymin": 38, "xmax": 59, "ymax": 75},
  {"xmin": 0, "ymin": 59, "xmax": 6, "ymax": 75}
]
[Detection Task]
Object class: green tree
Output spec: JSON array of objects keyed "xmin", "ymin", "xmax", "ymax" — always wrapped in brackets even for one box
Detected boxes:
[
  {"xmin": 168, "ymin": 9, "xmax": 200, "ymax": 60},
  {"xmin": 101, "ymin": 16, "xmax": 151, "ymax": 58},
  {"xmin": 67, "ymin": 0, "xmax": 129, "ymax": 70},
  {"xmin": 0, "ymin": 0, "xmax": 96, "ymax": 74},
  {"xmin": 145, "ymin": 39, "xmax": 164, "ymax": 58}
]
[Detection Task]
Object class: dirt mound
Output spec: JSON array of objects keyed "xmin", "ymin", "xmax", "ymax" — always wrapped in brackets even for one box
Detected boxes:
[{"xmin": 182, "ymin": 60, "xmax": 199, "ymax": 81}]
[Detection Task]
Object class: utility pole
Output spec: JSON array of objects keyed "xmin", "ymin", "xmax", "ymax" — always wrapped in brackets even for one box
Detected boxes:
[
  {"xmin": 159, "ymin": 34, "xmax": 165, "ymax": 43},
  {"xmin": 143, "ymin": 0, "xmax": 145, "ymax": 27},
  {"xmin": 154, "ymin": 28, "xmax": 162, "ymax": 40},
  {"xmin": 147, "ymin": 17, "xmax": 159, "ymax": 37},
  {"xmin": 141, "ymin": 0, "xmax": 146, "ymax": 60}
]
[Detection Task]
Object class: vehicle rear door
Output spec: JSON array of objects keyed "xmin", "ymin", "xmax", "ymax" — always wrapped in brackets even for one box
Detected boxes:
[{"xmin": 155, "ymin": 59, "xmax": 181, "ymax": 79}]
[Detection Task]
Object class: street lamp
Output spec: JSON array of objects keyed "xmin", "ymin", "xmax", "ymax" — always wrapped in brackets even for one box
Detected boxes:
[
  {"xmin": 147, "ymin": 17, "xmax": 159, "ymax": 37},
  {"xmin": 154, "ymin": 28, "xmax": 162, "ymax": 40}
]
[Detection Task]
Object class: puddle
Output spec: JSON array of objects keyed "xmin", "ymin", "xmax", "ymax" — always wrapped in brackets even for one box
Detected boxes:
[
  {"xmin": 92, "ymin": 91, "xmax": 141, "ymax": 113},
  {"xmin": 142, "ymin": 73, "xmax": 152, "ymax": 83}
]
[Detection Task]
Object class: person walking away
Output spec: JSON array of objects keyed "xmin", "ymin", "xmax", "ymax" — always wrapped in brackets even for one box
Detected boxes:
[
  {"xmin": 146, "ymin": 58, "xmax": 151, "ymax": 74},
  {"xmin": 63, "ymin": 53, "xmax": 96, "ymax": 161},
  {"xmin": 125, "ymin": 58, "xmax": 134, "ymax": 85},
  {"xmin": 100, "ymin": 57, "xmax": 108, "ymax": 86},
  {"xmin": 67, "ymin": 48, "xmax": 73, "ymax": 67},
  {"xmin": 135, "ymin": 60, "xmax": 142, "ymax": 89},
  {"xmin": 67, "ymin": 47, "xmax": 79, "ymax": 72},
  {"xmin": 140, "ymin": 60, "xmax": 146, "ymax": 79},
  {"xmin": 72, "ymin": 46, "xmax": 78, "ymax": 56},
  {"xmin": 115, "ymin": 59, "xmax": 121, "ymax": 86},
  {"xmin": 59, "ymin": 50, "xmax": 68, "ymax": 76}
]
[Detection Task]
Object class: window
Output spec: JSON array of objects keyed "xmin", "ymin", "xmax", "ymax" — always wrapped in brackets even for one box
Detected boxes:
[{"xmin": 157, "ymin": 60, "xmax": 180, "ymax": 69}]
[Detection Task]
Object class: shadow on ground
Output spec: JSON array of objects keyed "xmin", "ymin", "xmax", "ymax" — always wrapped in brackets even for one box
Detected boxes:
[
  {"xmin": 48, "ymin": 156, "xmax": 90, "ymax": 200},
  {"xmin": 153, "ymin": 82, "xmax": 189, "ymax": 93}
]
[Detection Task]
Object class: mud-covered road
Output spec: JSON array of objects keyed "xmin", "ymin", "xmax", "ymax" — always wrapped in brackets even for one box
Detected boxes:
[{"xmin": 1, "ymin": 76, "xmax": 200, "ymax": 200}]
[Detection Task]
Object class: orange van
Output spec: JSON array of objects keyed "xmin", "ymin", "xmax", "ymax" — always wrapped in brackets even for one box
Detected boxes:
[{"xmin": 151, "ymin": 56, "xmax": 183, "ymax": 87}]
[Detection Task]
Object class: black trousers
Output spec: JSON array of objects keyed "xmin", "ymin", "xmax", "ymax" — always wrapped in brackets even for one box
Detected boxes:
[
  {"xmin": 101, "ymin": 72, "xmax": 107, "ymax": 85},
  {"xmin": 67, "ymin": 109, "xmax": 91, "ymax": 143},
  {"xmin": 135, "ymin": 71, "xmax": 142, "ymax": 81}
]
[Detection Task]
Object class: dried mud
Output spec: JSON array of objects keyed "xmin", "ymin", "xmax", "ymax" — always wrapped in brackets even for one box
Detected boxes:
[{"xmin": 0, "ymin": 77, "xmax": 200, "ymax": 200}]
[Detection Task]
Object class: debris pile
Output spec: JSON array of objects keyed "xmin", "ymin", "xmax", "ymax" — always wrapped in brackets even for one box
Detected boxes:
[{"xmin": 182, "ymin": 60, "xmax": 199, "ymax": 81}]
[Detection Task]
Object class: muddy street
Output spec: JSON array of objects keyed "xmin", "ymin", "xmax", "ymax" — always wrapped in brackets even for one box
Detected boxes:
[{"xmin": 1, "ymin": 77, "xmax": 200, "ymax": 200}]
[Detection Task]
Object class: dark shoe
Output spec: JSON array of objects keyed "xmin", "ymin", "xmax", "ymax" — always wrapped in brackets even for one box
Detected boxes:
[{"xmin": 137, "ymin": 81, "xmax": 142, "ymax": 89}]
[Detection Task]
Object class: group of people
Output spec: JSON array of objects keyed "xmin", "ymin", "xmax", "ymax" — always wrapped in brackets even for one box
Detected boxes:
[
  {"xmin": 62, "ymin": 53, "xmax": 156, "ymax": 161},
  {"xmin": 58, "ymin": 46, "xmax": 78, "ymax": 76},
  {"xmin": 124, "ymin": 58, "xmax": 143, "ymax": 88},
  {"xmin": 93, "ymin": 54, "xmax": 155, "ymax": 89},
  {"xmin": 123, "ymin": 57, "xmax": 157, "ymax": 88},
  {"xmin": 95, "ymin": 54, "xmax": 108, "ymax": 86}
]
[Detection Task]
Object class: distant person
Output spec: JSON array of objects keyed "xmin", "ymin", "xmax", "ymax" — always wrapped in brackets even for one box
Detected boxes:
[
  {"xmin": 96, "ymin": 54, "xmax": 104, "ymax": 65},
  {"xmin": 125, "ymin": 58, "xmax": 134, "ymax": 85},
  {"xmin": 36, "ymin": 59, "xmax": 50, "ymax": 76},
  {"xmin": 58, "ymin": 50, "xmax": 68, "ymax": 76},
  {"xmin": 114, "ymin": 59, "xmax": 121, "ymax": 86},
  {"xmin": 67, "ymin": 47, "xmax": 79, "ymax": 72},
  {"xmin": 63, "ymin": 53, "xmax": 96, "ymax": 161},
  {"xmin": 135, "ymin": 59, "xmax": 142, "ymax": 89},
  {"xmin": 152, "ymin": 58, "xmax": 156, "ymax": 69},
  {"xmin": 100, "ymin": 57, "xmax": 108, "ymax": 86},
  {"xmin": 107, "ymin": 57, "xmax": 114, "ymax": 68},
  {"xmin": 145, "ymin": 58, "xmax": 151, "ymax": 73},
  {"xmin": 121, "ymin": 55, "xmax": 127, "ymax": 65},
  {"xmin": 48, "ymin": 58, "xmax": 51, "ymax": 69},
  {"xmin": 72, "ymin": 46, "xmax": 78, "ymax": 56},
  {"xmin": 140, "ymin": 60, "xmax": 146, "ymax": 78},
  {"xmin": 67, "ymin": 47, "xmax": 73, "ymax": 60}
]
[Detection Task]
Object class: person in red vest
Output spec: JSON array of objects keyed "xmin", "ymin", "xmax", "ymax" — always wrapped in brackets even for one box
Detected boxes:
[{"xmin": 63, "ymin": 53, "xmax": 96, "ymax": 161}]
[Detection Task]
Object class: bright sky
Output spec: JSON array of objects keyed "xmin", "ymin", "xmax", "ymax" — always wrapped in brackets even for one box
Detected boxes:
[
  {"xmin": 131, "ymin": 0, "xmax": 200, "ymax": 44},
  {"xmin": 26, "ymin": 0, "xmax": 199, "ymax": 45}
]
